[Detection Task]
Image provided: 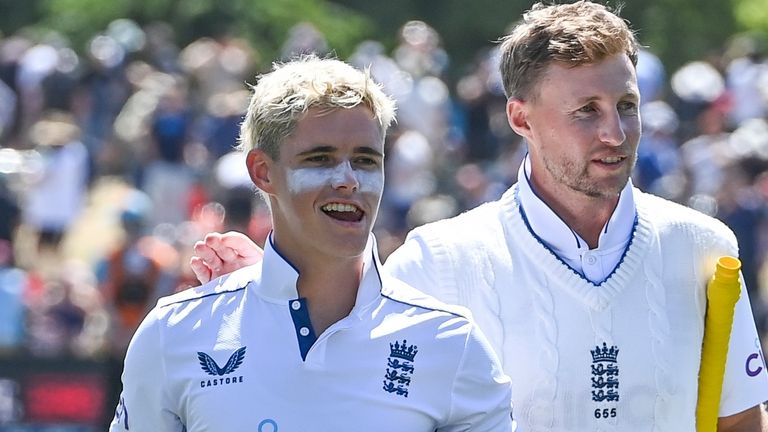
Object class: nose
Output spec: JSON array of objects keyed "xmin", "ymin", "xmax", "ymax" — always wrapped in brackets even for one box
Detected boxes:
[
  {"xmin": 330, "ymin": 161, "xmax": 359, "ymax": 192},
  {"xmin": 599, "ymin": 110, "xmax": 626, "ymax": 147}
]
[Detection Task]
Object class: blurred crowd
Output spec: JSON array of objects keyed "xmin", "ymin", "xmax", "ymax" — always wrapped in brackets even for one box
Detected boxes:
[{"xmin": 1, "ymin": 16, "xmax": 768, "ymax": 421}]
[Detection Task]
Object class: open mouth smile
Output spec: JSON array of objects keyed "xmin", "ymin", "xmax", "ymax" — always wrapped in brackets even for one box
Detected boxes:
[{"xmin": 321, "ymin": 202, "xmax": 364, "ymax": 222}]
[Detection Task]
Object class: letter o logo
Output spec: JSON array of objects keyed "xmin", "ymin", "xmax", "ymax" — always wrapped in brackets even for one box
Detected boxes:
[{"xmin": 258, "ymin": 419, "xmax": 278, "ymax": 432}]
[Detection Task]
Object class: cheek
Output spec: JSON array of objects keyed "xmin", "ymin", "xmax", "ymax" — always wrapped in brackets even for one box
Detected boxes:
[
  {"xmin": 285, "ymin": 167, "xmax": 384, "ymax": 197},
  {"xmin": 356, "ymin": 170, "xmax": 384, "ymax": 195},
  {"xmin": 624, "ymin": 118, "xmax": 642, "ymax": 141},
  {"xmin": 286, "ymin": 168, "xmax": 330, "ymax": 194}
]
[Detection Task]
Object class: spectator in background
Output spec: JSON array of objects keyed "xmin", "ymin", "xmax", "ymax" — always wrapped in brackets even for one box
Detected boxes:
[
  {"xmin": 634, "ymin": 100, "xmax": 684, "ymax": 200},
  {"xmin": 97, "ymin": 190, "xmax": 178, "ymax": 351},
  {"xmin": 0, "ymin": 177, "xmax": 25, "ymax": 354},
  {"xmin": 24, "ymin": 260, "xmax": 107, "ymax": 358},
  {"xmin": 0, "ymin": 176, "xmax": 20, "ymax": 247},
  {"xmin": 725, "ymin": 34, "xmax": 768, "ymax": 128},
  {"xmin": 381, "ymin": 129, "xmax": 437, "ymax": 232},
  {"xmin": 635, "ymin": 48, "xmax": 667, "ymax": 105},
  {"xmin": 142, "ymin": 82, "xmax": 196, "ymax": 227},
  {"xmin": 22, "ymin": 111, "xmax": 88, "ymax": 255},
  {"xmin": 0, "ymin": 240, "xmax": 27, "ymax": 354}
]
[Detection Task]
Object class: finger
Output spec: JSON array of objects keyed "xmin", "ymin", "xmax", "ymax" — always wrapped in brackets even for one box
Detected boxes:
[
  {"xmin": 190, "ymin": 257, "xmax": 212, "ymax": 284},
  {"xmin": 219, "ymin": 231, "xmax": 264, "ymax": 258},
  {"xmin": 216, "ymin": 245, "xmax": 240, "ymax": 264},
  {"xmin": 193, "ymin": 242, "xmax": 224, "ymax": 273},
  {"xmin": 203, "ymin": 232, "xmax": 224, "ymax": 249},
  {"xmin": 202, "ymin": 233, "xmax": 243, "ymax": 265}
]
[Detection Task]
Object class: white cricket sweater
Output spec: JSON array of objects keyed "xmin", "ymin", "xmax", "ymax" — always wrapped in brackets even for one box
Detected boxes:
[{"xmin": 385, "ymin": 184, "xmax": 768, "ymax": 432}]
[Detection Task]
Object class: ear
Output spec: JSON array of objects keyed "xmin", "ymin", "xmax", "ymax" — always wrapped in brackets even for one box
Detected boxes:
[
  {"xmin": 506, "ymin": 98, "xmax": 533, "ymax": 141},
  {"xmin": 246, "ymin": 149, "xmax": 276, "ymax": 194}
]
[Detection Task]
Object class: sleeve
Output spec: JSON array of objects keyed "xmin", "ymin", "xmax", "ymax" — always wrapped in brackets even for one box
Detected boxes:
[
  {"xmin": 438, "ymin": 323, "xmax": 516, "ymax": 432},
  {"xmin": 384, "ymin": 229, "xmax": 460, "ymax": 305},
  {"xmin": 109, "ymin": 307, "xmax": 185, "ymax": 432},
  {"xmin": 719, "ymin": 272, "xmax": 768, "ymax": 416}
]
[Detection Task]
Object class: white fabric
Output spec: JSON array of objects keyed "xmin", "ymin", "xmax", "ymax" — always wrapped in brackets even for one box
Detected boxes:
[
  {"xmin": 111, "ymin": 234, "xmax": 514, "ymax": 432},
  {"xmin": 385, "ymin": 183, "xmax": 768, "ymax": 431},
  {"xmin": 23, "ymin": 141, "xmax": 88, "ymax": 230},
  {"xmin": 517, "ymin": 156, "xmax": 636, "ymax": 284}
]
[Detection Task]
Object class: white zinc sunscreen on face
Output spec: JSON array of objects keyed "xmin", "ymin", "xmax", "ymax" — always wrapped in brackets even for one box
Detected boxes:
[{"xmin": 286, "ymin": 161, "xmax": 383, "ymax": 194}]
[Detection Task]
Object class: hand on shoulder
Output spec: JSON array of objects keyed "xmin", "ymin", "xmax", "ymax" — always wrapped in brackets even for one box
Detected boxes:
[{"xmin": 190, "ymin": 231, "xmax": 264, "ymax": 284}]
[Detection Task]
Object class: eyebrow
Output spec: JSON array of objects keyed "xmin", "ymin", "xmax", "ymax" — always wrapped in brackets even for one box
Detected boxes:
[
  {"xmin": 296, "ymin": 145, "xmax": 384, "ymax": 158},
  {"xmin": 575, "ymin": 92, "xmax": 639, "ymax": 104}
]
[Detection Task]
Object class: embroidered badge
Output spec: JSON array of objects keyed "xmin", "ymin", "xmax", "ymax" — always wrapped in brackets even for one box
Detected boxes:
[
  {"xmin": 383, "ymin": 339, "xmax": 418, "ymax": 398},
  {"xmin": 591, "ymin": 342, "xmax": 619, "ymax": 403}
]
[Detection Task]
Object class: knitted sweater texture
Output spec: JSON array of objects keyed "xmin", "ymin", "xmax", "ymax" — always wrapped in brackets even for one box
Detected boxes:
[{"xmin": 385, "ymin": 184, "xmax": 766, "ymax": 431}]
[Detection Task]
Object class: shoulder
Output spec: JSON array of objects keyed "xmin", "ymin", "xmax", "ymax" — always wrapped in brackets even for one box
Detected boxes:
[
  {"xmin": 635, "ymin": 189, "xmax": 737, "ymax": 254},
  {"xmin": 125, "ymin": 264, "xmax": 259, "ymax": 363},
  {"xmin": 157, "ymin": 263, "xmax": 259, "ymax": 309},
  {"xmin": 385, "ymin": 196, "xmax": 510, "ymax": 303},
  {"xmin": 145, "ymin": 263, "xmax": 260, "ymax": 332},
  {"xmin": 397, "ymin": 199, "xmax": 505, "ymax": 263},
  {"xmin": 380, "ymin": 275, "xmax": 474, "ymax": 321},
  {"xmin": 408, "ymin": 200, "xmax": 503, "ymax": 243}
]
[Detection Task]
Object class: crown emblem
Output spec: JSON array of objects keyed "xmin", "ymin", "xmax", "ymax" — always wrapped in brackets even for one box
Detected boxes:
[
  {"xmin": 590, "ymin": 342, "xmax": 619, "ymax": 363},
  {"xmin": 389, "ymin": 339, "xmax": 418, "ymax": 362}
]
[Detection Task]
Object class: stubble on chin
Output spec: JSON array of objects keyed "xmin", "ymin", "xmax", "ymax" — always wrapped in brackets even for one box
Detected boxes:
[{"xmin": 545, "ymin": 157, "xmax": 631, "ymax": 200}]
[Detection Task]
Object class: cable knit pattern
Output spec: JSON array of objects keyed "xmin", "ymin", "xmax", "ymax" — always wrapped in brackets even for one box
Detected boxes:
[
  {"xmin": 638, "ymin": 214, "xmax": 673, "ymax": 432},
  {"xmin": 389, "ymin": 184, "xmax": 766, "ymax": 431},
  {"xmin": 499, "ymin": 189, "xmax": 558, "ymax": 431}
]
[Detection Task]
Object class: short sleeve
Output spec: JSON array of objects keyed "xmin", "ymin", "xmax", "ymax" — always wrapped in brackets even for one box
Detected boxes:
[
  {"xmin": 109, "ymin": 308, "xmax": 184, "ymax": 432},
  {"xmin": 439, "ymin": 323, "xmax": 516, "ymax": 431},
  {"xmin": 719, "ymin": 272, "xmax": 768, "ymax": 416}
]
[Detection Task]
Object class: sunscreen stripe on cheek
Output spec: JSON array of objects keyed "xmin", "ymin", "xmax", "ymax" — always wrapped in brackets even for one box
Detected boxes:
[{"xmin": 286, "ymin": 164, "xmax": 383, "ymax": 194}]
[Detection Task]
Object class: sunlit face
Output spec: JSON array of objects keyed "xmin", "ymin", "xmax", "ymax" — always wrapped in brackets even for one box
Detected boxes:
[
  {"xmin": 251, "ymin": 106, "xmax": 385, "ymax": 263},
  {"xmin": 521, "ymin": 54, "xmax": 641, "ymax": 201}
]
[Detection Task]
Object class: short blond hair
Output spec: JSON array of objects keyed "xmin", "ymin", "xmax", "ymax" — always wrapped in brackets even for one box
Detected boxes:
[
  {"xmin": 240, "ymin": 56, "xmax": 396, "ymax": 158},
  {"xmin": 499, "ymin": 1, "xmax": 639, "ymax": 100}
]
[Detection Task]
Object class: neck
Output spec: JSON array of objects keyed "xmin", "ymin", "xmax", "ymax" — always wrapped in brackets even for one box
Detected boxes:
[
  {"xmin": 294, "ymin": 254, "xmax": 363, "ymax": 336},
  {"xmin": 530, "ymin": 176, "xmax": 619, "ymax": 249}
]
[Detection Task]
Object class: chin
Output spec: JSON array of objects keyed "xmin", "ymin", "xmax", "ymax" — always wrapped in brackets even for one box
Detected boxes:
[{"xmin": 324, "ymin": 236, "xmax": 370, "ymax": 258}]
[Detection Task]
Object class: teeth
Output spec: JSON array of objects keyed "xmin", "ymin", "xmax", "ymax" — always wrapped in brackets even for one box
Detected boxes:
[
  {"xmin": 322, "ymin": 203, "xmax": 358, "ymax": 212},
  {"xmin": 601, "ymin": 156, "xmax": 622, "ymax": 163}
]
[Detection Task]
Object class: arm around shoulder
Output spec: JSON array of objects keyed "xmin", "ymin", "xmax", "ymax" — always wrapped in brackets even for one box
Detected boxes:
[{"xmin": 109, "ymin": 307, "xmax": 184, "ymax": 432}]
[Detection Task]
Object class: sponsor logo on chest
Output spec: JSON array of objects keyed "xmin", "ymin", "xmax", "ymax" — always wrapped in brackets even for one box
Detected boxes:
[{"xmin": 198, "ymin": 346, "xmax": 247, "ymax": 388}]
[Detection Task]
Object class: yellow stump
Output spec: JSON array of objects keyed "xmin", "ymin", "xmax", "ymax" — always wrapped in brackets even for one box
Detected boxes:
[{"xmin": 696, "ymin": 256, "xmax": 742, "ymax": 432}]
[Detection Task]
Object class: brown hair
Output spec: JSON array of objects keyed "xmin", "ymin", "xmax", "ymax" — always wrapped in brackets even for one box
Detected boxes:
[{"xmin": 499, "ymin": 1, "xmax": 639, "ymax": 100}]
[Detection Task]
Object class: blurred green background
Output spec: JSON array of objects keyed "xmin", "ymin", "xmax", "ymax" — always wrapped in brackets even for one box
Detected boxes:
[{"xmin": 2, "ymin": 0, "xmax": 767, "ymax": 80}]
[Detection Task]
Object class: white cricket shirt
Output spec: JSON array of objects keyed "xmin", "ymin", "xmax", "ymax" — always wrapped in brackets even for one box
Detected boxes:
[
  {"xmin": 110, "ymin": 234, "xmax": 514, "ymax": 432},
  {"xmin": 517, "ymin": 155, "xmax": 636, "ymax": 284}
]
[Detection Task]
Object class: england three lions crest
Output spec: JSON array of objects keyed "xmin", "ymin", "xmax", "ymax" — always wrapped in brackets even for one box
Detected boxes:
[
  {"xmin": 383, "ymin": 339, "xmax": 418, "ymax": 398},
  {"xmin": 590, "ymin": 342, "xmax": 619, "ymax": 403}
]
